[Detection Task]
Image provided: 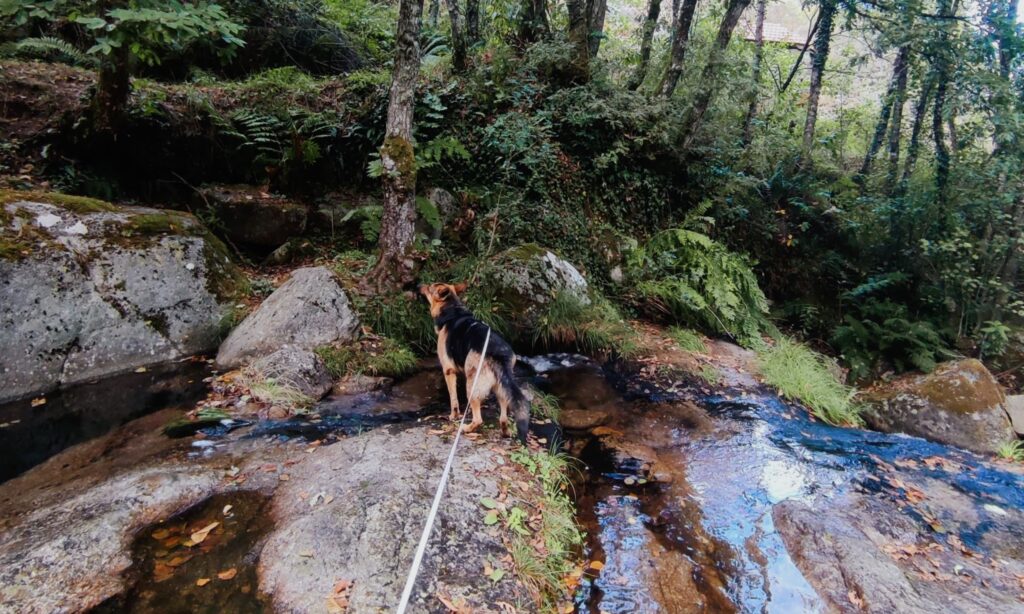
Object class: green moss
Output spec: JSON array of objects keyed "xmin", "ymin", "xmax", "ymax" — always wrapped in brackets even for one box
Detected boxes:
[
  {"xmin": 125, "ymin": 212, "xmax": 192, "ymax": 235},
  {"xmin": 200, "ymin": 231, "xmax": 250, "ymax": 303},
  {"xmin": 380, "ymin": 135, "xmax": 417, "ymax": 189},
  {"xmin": 0, "ymin": 237, "xmax": 33, "ymax": 261},
  {"xmin": 668, "ymin": 327, "xmax": 706, "ymax": 353},
  {"xmin": 0, "ymin": 189, "xmax": 116, "ymax": 213},
  {"xmin": 911, "ymin": 359, "xmax": 1002, "ymax": 414}
]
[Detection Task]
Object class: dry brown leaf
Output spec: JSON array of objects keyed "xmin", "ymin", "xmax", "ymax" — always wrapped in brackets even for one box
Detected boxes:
[
  {"xmin": 189, "ymin": 522, "xmax": 219, "ymax": 545},
  {"xmin": 196, "ymin": 578, "xmax": 210, "ymax": 587},
  {"xmin": 848, "ymin": 590, "xmax": 864, "ymax": 608},
  {"xmin": 589, "ymin": 560, "xmax": 605, "ymax": 571},
  {"xmin": 30, "ymin": 397, "xmax": 46, "ymax": 407},
  {"xmin": 217, "ymin": 568, "xmax": 238, "ymax": 580}
]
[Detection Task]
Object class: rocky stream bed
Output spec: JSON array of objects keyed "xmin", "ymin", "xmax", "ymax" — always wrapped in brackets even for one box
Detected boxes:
[{"xmin": 1, "ymin": 339, "xmax": 1023, "ymax": 613}]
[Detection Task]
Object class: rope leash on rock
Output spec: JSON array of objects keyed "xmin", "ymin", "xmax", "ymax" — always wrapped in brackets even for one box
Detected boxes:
[{"xmin": 395, "ymin": 327, "xmax": 491, "ymax": 614}]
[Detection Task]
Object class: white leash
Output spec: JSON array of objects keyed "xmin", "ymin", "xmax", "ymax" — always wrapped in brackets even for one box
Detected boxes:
[{"xmin": 395, "ymin": 327, "xmax": 491, "ymax": 614}]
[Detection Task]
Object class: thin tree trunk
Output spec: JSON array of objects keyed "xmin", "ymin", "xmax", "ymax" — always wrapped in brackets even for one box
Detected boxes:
[
  {"xmin": 900, "ymin": 78, "xmax": 933, "ymax": 189},
  {"xmin": 742, "ymin": 0, "xmax": 767, "ymax": 144},
  {"xmin": 932, "ymin": 0, "xmax": 958, "ymax": 206},
  {"xmin": 428, "ymin": 0, "xmax": 440, "ymax": 28},
  {"xmin": 860, "ymin": 46, "xmax": 908, "ymax": 179},
  {"xmin": 567, "ymin": 0, "xmax": 590, "ymax": 81},
  {"xmin": 445, "ymin": 0, "xmax": 467, "ymax": 70},
  {"xmin": 884, "ymin": 46, "xmax": 910, "ymax": 193},
  {"xmin": 626, "ymin": 0, "xmax": 662, "ymax": 90},
  {"xmin": 657, "ymin": 0, "xmax": 699, "ymax": 97},
  {"xmin": 800, "ymin": 0, "xmax": 837, "ymax": 165},
  {"xmin": 518, "ymin": 0, "xmax": 548, "ymax": 42},
  {"xmin": 682, "ymin": 0, "xmax": 754, "ymax": 147},
  {"xmin": 466, "ymin": 0, "xmax": 480, "ymax": 42},
  {"xmin": 779, "ymin": 12, "xmax": 821, "ymax": 93},
  {"xmin": 587, "ymin": 0, "xmax": 609, "ymax": 58},
  {"xmin": 93, "ymin": 44, "xmax": 131, "ymax": 132},
  {"xmin": 370, "ymin": 0, "xmax": 424, "ymax": 288}
]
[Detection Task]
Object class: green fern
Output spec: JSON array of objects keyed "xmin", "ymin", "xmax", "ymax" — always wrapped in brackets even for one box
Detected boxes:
[
  {"xmin": 627, "ymin": 228, "xmax": 771, "ymax": 347},
  {"xmin": 2, "ymin": 37, "xmax": 97, "ymax": 66}
]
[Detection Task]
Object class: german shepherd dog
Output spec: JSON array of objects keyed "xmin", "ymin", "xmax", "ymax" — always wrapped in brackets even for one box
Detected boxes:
[{"xmin": 419, "ymin": 283, "xmax": 530, "ymax": 443}]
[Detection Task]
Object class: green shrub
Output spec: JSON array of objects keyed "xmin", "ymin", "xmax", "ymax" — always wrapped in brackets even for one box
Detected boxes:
[
  {"xmin": 831, "ymin": 299, "xmax": 952, "ymax": 382},
  {"xmin": 756, "ymin": 338, "xmax": 862, "ymax": 426}
]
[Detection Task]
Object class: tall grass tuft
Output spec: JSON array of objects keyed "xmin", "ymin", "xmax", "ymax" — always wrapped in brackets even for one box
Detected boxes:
[
  {"xmin": 533, "ymin": 291, "xmax": 638, "ymax": 357},
  {"xmin": 756, "ymin": 337, "xmax": 863, "ymax": 426}
]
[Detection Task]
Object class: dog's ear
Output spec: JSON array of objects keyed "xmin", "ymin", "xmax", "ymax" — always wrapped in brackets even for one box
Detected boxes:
[
  {"xmin": 437, "ymin": 286, "xmax": 450, "ymax": 299},
  {"xmin": 453, "ymin": 282, "xmax": 468, "ymax": 295}
]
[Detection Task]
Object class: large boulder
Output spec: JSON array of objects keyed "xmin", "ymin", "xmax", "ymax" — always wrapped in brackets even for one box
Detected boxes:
[
  {"xmin": 482, "ymin": 244, "xmax": 589, "ymax": 332},
  {"xmin": 1005, "ymin": 395, "xmax": 1024, "ymax": 436},
  {"xmin": 216, "ymin": 266, "xmax": 359, "ymax": 369},
  {"xmin": 198, "ymin": 185, "xmax": 307, "ymax": 249},
  {"xmin": 863, "ymin": 359, "xmax": 1015, "ymax": 453},
  {"xmin": 0, "ymin": 193, "xmax": 245, "ymax": 403}
]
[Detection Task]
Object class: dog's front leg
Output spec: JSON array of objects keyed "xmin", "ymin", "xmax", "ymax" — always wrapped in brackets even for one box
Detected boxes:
[{"xmin": 443, "ymin": 368, "xmax": 460, "ymax": 420}]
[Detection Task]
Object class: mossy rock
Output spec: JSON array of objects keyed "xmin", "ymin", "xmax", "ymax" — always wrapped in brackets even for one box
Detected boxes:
[
  {"xmin": 863, "ymin": 359, "xmax": 1014, "ymax": 453},
  {"xmin": 478, "ymin": 243, "xmax": 590, "ymax": 333},
  {"xmin": 0, "ymin": 192, "xmax": 247, "ymax": 403}
]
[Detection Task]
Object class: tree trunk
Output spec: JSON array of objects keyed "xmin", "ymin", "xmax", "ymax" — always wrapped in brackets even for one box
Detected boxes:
[
  {"xmin": 445, "ymin": 0, "xmax": 468, "ymax": 70},
  {"xmin": 657, "ymin": 0, "xmax": 699, "ymax": 97},
  {"xmin": 428, "ymin": 0, "xmax": 440, "ymax": 28},
  {"xmin": 859, "ymin": 46, "xmax": 908, "ymax": 180},
  {"xmin": 587, "ymin": 0, "xmax": 609, "ymax": 58},
  {"xmin": 900, "ymin": 78, "xmax": 933, "ymax": 190},
  {"xmin": 626, "ymin": 0, "xmax": 662, "ymax": 91},
  {"xmin": 742, "ymin": 0, "xmax": 767, "ymax": 144},
  {"xmin": 779, "ymin": 12, "xmax": 821, "ymax": 93},
  {"xmin": 370, "ymin": 0, "xmax": 424, "ymax": 289},
  {"xmin": 567, "ymin": 0, "xmax": 590, "ymax": 81},
  {"xmin": 884, "ymin": 46, "xmax": 909, "ymax": 193},
  {"xmin": 518, "ymin": 0, "xmax": 548, "ymax": 42},
  {"xmin": 800, "ymin": 0, "xmax": 837, "ymax": 165},
  {"xmin": 682, "ymin": 0, "xmax": 753, "ymax": 147},
  {"xmin": 93, "ymin": 44, "xmax": 131, "ymax": 132},
  {"xmin": 466, "ymin": 0, "xmax": 480, "ymax": 42}
]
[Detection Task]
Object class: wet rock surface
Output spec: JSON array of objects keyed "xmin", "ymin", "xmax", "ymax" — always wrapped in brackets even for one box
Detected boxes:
[
  {"xmin": 0, "ymin": 196, "xmax": 243, "ymax": 403},
  {"xmin": 215, "ymin": 266, "xmax": 359, "ymax": 369},
  {"xmin": 0, "ymin": 366, "xmax": 532, "ymax": 613},
  {"xmin": 544, "ymin": 345, "xmax": 1024, "ymax": 614},
  {"xmin": 864, "ymin": 359, "xmax": 1015, "ymax": 453}
]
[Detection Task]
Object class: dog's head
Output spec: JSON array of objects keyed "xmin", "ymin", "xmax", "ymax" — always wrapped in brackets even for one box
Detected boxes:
[{"xmin": 418, "ymin": 282, "xmax": 467, "ymax": 318}]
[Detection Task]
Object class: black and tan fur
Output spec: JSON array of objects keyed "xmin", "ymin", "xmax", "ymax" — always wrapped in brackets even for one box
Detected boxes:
[{"xmin": 419, "ymin": 283, "xmax": 530, "ymax": 443}]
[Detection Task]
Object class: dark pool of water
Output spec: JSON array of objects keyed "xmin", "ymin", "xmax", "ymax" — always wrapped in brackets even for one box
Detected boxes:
[
  {"xmin": 94, "ymin": 491, "xmax": 272, "ymax": 614},
  {"xmin": 0, "ymin": 360, "xmax": 210, "ymax": 482}
]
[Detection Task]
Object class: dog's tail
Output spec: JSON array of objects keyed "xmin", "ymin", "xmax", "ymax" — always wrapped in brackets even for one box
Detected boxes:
[{"xmin": 497, "ymin": 358, "xmax": 530, "ymax": 444}]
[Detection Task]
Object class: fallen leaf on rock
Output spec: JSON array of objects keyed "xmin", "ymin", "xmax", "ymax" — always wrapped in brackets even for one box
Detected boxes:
[
  {"xmin": 151, "ymin": 528, "xmax": 170, "ymax": 541},
  {"xmin": 196, "ymin": 578, "xmax": 210, "ymax": 587},
  {"xmin": 217, "ymin": 568, "xmax": 238, "ymax": 580},
  {"xmin": 591, "ymin": 426, "xmax": 623, "ymax": 437},
  {"xmin": 589, "ymin": 560, "xmax": 605, "ymax": 571},
  {"xmin": 280, "ymin": 474, "xmax": 290, "ymax": 481},
  {"xmin": 326, "ymin": 579, "xmax": 353, "ymax": 612},
  {"xmin": 30, "ymin": 397, "xmax": 46, "ymax": 407},
  {"xmin": 848, "ymin": 590, "xmax": 864, "ymax": 608},
  {"xmin": 167, "ymin": 555, "xmax": 191, "ymax": 568},
  {"xmin": 223, "ymin": 504, "xmax": 233, "ymax": 515},
  {"xmin": 299, "ymin": 550, "xmax": 314, "ymax": 558},
  {"xmin": 436, "ymin": 591, "xmax": 470, "ymax": 613},
  {"xmin": 189, "ymin": 522, "xmax": 219, "ymax": 545},
  {"xmin": 135, "ymin": 366, "xmax": 148, "ymax": 373}
]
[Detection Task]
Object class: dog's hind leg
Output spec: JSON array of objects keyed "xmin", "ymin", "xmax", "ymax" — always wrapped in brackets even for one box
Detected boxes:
[
  {"xmin": 443, "ymin": 368, "xmax": 460, "ymax": 421},
  {"xmin": 463, "ymin": 397, "xmax": 484, "ymax": 433}
]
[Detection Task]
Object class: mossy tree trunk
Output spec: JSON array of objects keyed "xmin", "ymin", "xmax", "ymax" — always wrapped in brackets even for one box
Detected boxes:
[
  {"xmin": 466, "ymin": 0, "xmax": 480, "ymax": 43},
  {"xmin": 800, "ymin": 0, "xmax": 837, "ymax": 166},
  {"xmin": 900, "ymin": 77, "xmax": 933, "ymax": 191},
  {"xmin": 658, "ymin": 0, "xmax": 699, "ymax": 97},
  {"xmin": 369, "ymin": 0, "xmax": 424, "ymax": 289},
  {"xmin": 587, "ymin": 0, "xmax": 608, "ymax": 58},
  {"xmin": 626, "ymin": 0, "xmax": 662, "ymax": 91},
  {"xmin": 518, "ymin": 0, "xmax": 548, "ymax": 42},
  {"xmin": 884, "ymin": 46, "xmax": 910, "ymax": 193},
  {"xmin": 93, "ymin": 42, "xmax": 131, "ymax": 132},
  {"xmin": 741, "ymin": 0, "xmax": 767, "ymax": 144},
  {"xmin": 567, "ymin": 0, "xmax": 590, "ymax": 81},
  {"xmin": 445, "ymin": 0, "xmax": 468, "ymax": 70},
  {"xmin": 859, "ymin": 47, "xmax": 909, "ymax": 181}
]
